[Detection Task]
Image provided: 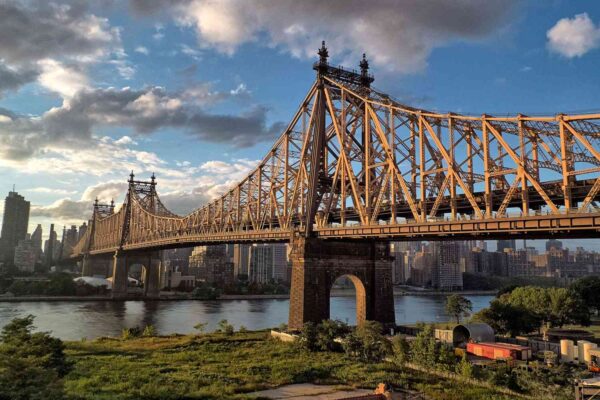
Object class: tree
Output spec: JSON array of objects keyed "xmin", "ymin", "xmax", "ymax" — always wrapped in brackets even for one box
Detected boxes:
[
  {"xmin": 507, "ymin": 286, "xmax": 589, "ymax": 329},
  {"xmin": 298, "ymin": 322, "xmax": 319, "ymax": 351},
  {"xmin": 570, "ymin": 276, "xmax": 600, "ymax": 316},
  {"xmin": 0, "ymin": 315, "xmax": 71, "ymax": 400},
  {"xmin": 343, "ymin": 321, "xmax": 391, "ymax": 362},
  {"xmin": 391, "ymin": 335, "xmax": 410, "ymax": 367},
  {"xmin": 471, "ymin": 299, "xmax": 538, "ymax": 337},
  {"xmin": 316, "ymin": 320, "xmax": 349, "ymax": 352},
  {"xmin": 410, "ymin": 324, "xmax": 437, "ymax": 366},
  {"xmin": 445, "ymin": 294, "xmax": 473, "ymax": 324},
  {"xmin": 456, "ymin": 353, "xmax": 473, "ymax": 378}
]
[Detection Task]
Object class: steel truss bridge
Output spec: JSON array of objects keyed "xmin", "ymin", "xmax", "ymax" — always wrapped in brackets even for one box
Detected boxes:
[{"xmin": 67, "ymin": 44, "xmax": 600, "ymax": 260}]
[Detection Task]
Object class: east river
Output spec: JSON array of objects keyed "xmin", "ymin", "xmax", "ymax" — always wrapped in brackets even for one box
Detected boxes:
[{"xmin": 0, "ymin": 295, "xmax": 493, "ymax": 340}]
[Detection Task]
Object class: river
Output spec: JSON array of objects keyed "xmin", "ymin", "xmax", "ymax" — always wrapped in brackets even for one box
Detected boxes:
[{"xmin": 0, "ymin": 295, "xmax": 493, "ymax": 340}]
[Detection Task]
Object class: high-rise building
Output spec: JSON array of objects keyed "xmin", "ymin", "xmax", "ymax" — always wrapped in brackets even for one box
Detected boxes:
[
  {"xmin": 497, "ymin": 239, "xmax": 516, "ymax": 252},
  {"xmin": 30, "ymin": 224, "xmax": 43, "ymax": 262},
  {"xmin": 546, "ymin": 239, "xmax": 563, "ymax": 252},
  {"xmin": 233, "ymin": 244, "xmax": 251, "ymax": 278},
  {"xmin": 247, "ymin": 243, "xmax": 290, "ymax": 284},
  {"xmin": 188, "ymin": 245, "xmax": 234, "ymax": 284},
  {"xmin": 44, "ymin": 224, "xmax": 58, "ymax": 266},
  {"xmin": 78, "ymin": 222, "xmax": 88, "ymax": 241},
  {"xmin": 0, "ymin": 190, "xmax": 30, "ymax": 265},
  {"xmin": 14, "ymin": 238, "xmax": 37, "ymax": 272},
  {"xmin": 432, "ymin": 241, "xmax": 463, "ymax": 290}
]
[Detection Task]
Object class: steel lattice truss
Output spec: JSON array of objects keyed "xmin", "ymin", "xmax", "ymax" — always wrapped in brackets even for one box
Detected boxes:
[{"xmin": 67, "ymin": 63, "xmax": 600, "ymax": 258}]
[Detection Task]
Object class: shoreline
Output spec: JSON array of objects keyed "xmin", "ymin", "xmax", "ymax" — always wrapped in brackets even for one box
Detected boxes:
[{"xmin": 0, "ymin": 289, "xmax": 496, "ymax": 302}]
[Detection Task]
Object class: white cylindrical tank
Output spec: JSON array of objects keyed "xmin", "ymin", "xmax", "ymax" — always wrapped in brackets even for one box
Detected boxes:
[
  {"xmin": 578, "ymin": 341, "xmax": 590, "ymax": 364},
  {"xmin": 583, "ymin": 342, "xmax": 598, "ymax": 364},
  {"xmin": 560, "ymin": 339, "xmax": 574, "ymax": 363}
]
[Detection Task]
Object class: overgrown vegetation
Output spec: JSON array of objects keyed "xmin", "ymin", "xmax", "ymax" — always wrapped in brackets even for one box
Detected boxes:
[
  {"xmin": 0, "ymin": 315, "xmax": 586, "ymax": 399},
  {"xmin": 472, "ymin": 285, "xmax": 591, "ymax": 336},
  {"xmin": 0, "ymin": 315, "xmax": 71, "ymax": 400}
]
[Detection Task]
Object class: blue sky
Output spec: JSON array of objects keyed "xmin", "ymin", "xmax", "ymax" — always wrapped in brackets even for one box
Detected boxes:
[{"xmin": 1, "ymin": 0, "xmax": 600, "ymax": 251}]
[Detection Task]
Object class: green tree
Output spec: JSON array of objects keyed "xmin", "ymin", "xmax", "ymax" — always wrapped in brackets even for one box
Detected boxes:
[
  {"xmin": 456, "ymin": 353, "xmax": 473, "ymax": 378},
  {"xmin": 0, "ymin": 315, "xmax": 71, "ymax": 400},
  {"xmin": 507, "ymin": 286, "xmax": 589, "ymax": 329},
  {"xmin": 316, "ymin": 319, "xmax": 349, "ymax": 352},
  {"xmin": 298, "ymin": 322, "xmax": 319, "ymax": 351},
  {"xmin": 410, "ymin": 324, "xmax": 437, "ymax": 366},
  {"xmin": 445, "ymin": 294, "xmax": 473, "ymax": 324},
  {"xmin": 391, "ymin": 335, "xmax": 410, "ymax": 367},
  {"xmin": 142, "ymin": 325, "xmax": 156, "ymax": 337},
  {"xmin": 570, "ymin": 276, "xmax": 600, "ymax": 316},
  {"xmin": 471, "ymin": 299, "xmax": 538, "ymax": 337},
  {"xmin": 343, "ymin": 321, "xmax": 391, "ymax": 362}
]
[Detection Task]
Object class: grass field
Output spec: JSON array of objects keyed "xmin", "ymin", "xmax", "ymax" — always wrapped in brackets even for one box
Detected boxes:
[{"xmin": 63, "ymin": 331, "xmax": 523, "ymax": 400}]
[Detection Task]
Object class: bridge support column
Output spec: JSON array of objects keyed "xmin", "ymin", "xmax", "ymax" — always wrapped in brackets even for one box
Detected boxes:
[
  {"xmin": 143, "ymin": 252, "xmax": 161, "ymax": 299},
  {"xmin": 288, "ymin": 234, "xmax": 395, "ymax": 331},
  {"xmin": 81, "ymin": 255, "xmax": 92, "ymax": 277},
  {"xmin": 111, "ymin": 251, "xmax": 129, "ymax": 299}
]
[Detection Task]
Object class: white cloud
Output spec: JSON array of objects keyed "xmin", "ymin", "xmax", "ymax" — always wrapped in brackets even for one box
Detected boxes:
[
  {"xmin": 114, "ymin": 136, "xmax": 138, "ymax": 146},
  {"xmin": 547, "ymin": 13, "xmax": 600, "ymax": 58},
  {"xmin": 135, "ymin": 46, "xmax": 149, "ymax": 55},
  {"xmin": 37, "ymin": 59, "xmax": 89, "ymax": 98},
  {"xmin": 167, "ymin": 0, "xmax": 518, "ymax": 73}
]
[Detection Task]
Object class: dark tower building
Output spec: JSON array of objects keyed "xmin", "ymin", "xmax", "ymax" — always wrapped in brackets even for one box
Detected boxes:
[
  {"xmin": 497, "ymin": 239, "xmax": 516, "ymax": 252},
  {"xmin": 0, "ymin": 190, "xmax": 30, "ymax": 265},
  {"xmin": 44, "ymin": 224, "xmax": 57, "ymax": 266}
]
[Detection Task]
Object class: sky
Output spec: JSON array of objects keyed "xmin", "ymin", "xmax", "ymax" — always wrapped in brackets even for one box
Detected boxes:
[{"xmin": 1, "ymin": 0, "xmax": 600, "ymax": 251}]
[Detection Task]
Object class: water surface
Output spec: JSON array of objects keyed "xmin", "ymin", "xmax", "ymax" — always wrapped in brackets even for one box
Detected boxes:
[{"xmin": 0, "ymin": 295, "xmax": 493, "ymax": 340}]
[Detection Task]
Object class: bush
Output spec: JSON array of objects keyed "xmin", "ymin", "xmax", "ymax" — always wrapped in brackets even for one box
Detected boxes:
[
  {"xmin": 121, "ymin": 327, "xmax": 142, "ymax": 340},
  {"xmin": 298, "ymin": 322, "xmax": 319, "ymax": 351},
  {"xmin": 316, "ymin": 320, "xmax": 349, "ymax": 352},
  {"xmin": 391, "ymin": 335, "xmax": 410, "ymax": 367},
  {"xmin": 217, "ymin": 319, "xmax": 234, "ymax": 335},
  {"xmin": 142, "ymin": 325, "xmax": 156, "ymax": 337},
  {"xmin": 193, "ymin": 322, "xmax": 207, "ymax": 334},
  {"xmin": 343, "ymin": 321, "xmax": 391, "ymax": 363},
  {"xmin": 456, "ymin": 353, "xmax": 473, "ymax": 378},
  {"xmin": 0, "ymin": 315, "xmax": 71, "ymax": 399}
]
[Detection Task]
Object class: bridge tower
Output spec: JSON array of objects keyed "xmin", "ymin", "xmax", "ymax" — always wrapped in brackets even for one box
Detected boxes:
[
  {"xmin": 110, "ymin": 172, "xmax": 162, "ymax": 299},
  {"xmin": 288, "ymin": 42, "xmax": 395, "ymax": 331},
  {"xmin": 81, "ymin": 198, "xmax": 115, "ymax": 277}
]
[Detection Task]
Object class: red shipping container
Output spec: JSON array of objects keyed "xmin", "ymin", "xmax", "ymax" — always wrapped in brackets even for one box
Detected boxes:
[{"xmin": 466, "ymin": 342, "xmax": 531, "ymax": 361}]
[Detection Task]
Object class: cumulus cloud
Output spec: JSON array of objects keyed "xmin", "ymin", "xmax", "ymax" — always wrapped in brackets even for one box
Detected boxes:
[
  {"xmin": 131, "ymin": 0, "xmax": 518, "ymax": 73},
  {"xmin": 0, "ymin": 1, "xmax": 123, "ymax": 93},
  {"xmin": 134, "ymin": 46, "xmax": 149, "ymax": 55},
  {"xmin": 0, "ymin": 64, "xmax": 37, "ymax": 96},
  {"xmin": 37, "ymin": 59, "xmax": 90, "ymax": 98},
  {"xmin": 0, "ymin": 84, "xmax": 282, "ymax": 161},
  {"xmin": 547, "ymin": 13, "xmax": 600, "ymax": 58}
]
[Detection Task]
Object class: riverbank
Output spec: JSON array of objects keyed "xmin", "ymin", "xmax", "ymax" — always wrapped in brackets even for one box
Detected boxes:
[
  {"xmin": 61, "ymin": 330, "xmax": 520, "ymax": 400},
  {"xmin": 0, "ymin": 288, "xmax": 496, "ymax": 302}
]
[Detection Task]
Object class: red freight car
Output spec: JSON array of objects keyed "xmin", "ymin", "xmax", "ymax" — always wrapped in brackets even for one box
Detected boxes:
[{"xmin": 466, "ymin": 342, "xmax": 532, "ymax": 361}]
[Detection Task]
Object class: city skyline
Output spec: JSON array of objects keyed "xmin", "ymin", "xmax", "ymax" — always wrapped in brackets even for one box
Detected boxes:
[{"xmin": 1, "ymin": 1, "xmax": 600, "ymax": 251}]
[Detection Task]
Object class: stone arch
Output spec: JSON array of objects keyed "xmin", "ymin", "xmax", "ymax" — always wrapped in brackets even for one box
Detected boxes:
[{"xmin": 331, "ymin": 274, "xmax": 367, "ymax": 326}]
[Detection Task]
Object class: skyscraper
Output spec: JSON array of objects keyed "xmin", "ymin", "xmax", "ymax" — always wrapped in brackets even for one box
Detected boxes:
[
  {"xmin": 0, "ymin": 190, "xmax": 30, "ymax": 265},
  {"xmin": 30, "ymin": 224, "xmax": 43, "ymax": 262},
  {"xmin": 44, "ymin": 224, "xmax": 57, "ymax": 266},
  {"xmin": 497, "ymin": 239, "xmax": 516, "ymax": 252}
]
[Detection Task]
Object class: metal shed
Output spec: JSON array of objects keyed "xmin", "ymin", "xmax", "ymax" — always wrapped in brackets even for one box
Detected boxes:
[{"xmin": 452, "ymin": 323, "xmax": 495, "ymax": 347}]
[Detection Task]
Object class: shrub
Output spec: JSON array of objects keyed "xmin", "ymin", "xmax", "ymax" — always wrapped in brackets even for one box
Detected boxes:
[
  {"xmin": 121, "ymin": 327, "xmax": 142, "ymax": 340},
  {"xmin": 0, "ymin": 315, "xmax": 71, "ymax": 399},
  {"xmin": 143, "ymin": 325, "xmax": 156, "ymax": 337},
  {"xmin": 343, "ymin": 321, "xmax": 391, "ymax": 363},
  {"xmin": 217, "ymin": 319, "xmax": 234, "ymax": 335},
  {"xmin": 456, "ymin": 353, "xmax": 473, "ymax": 378},
  {"xmin": 316, "ymin": 319, "xmax": 349, "ymax": 352},
  {"xmin": 298, "ymin": 322, "xmax": 319, "ymax": 351},
  {"xmin": 193, "ymin": 322, "xmax": 207, "ymax": 334},
  {"xmin": 391, "ymin": 335, "xmax": 410, "ymax": 367}
]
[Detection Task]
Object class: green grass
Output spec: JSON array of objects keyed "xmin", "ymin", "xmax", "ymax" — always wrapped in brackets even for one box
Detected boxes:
[{"xmin": 62, "ymin": 331, "xmax": 528, "ymax": 400}]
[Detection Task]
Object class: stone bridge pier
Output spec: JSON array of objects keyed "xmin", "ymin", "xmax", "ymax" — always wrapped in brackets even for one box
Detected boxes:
[
  {"xmin": 111, "ymin": 250, "xmax": 161, "ymax": 299},
  {"xmin": 288, "ymin": 234, "xmax": 395, "ymax": 331}
]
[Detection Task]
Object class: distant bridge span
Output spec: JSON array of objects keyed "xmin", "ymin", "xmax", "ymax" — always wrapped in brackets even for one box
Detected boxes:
[{"xmin": 66, "ymin": 43, "xmax": 600, "ymax": 330}]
